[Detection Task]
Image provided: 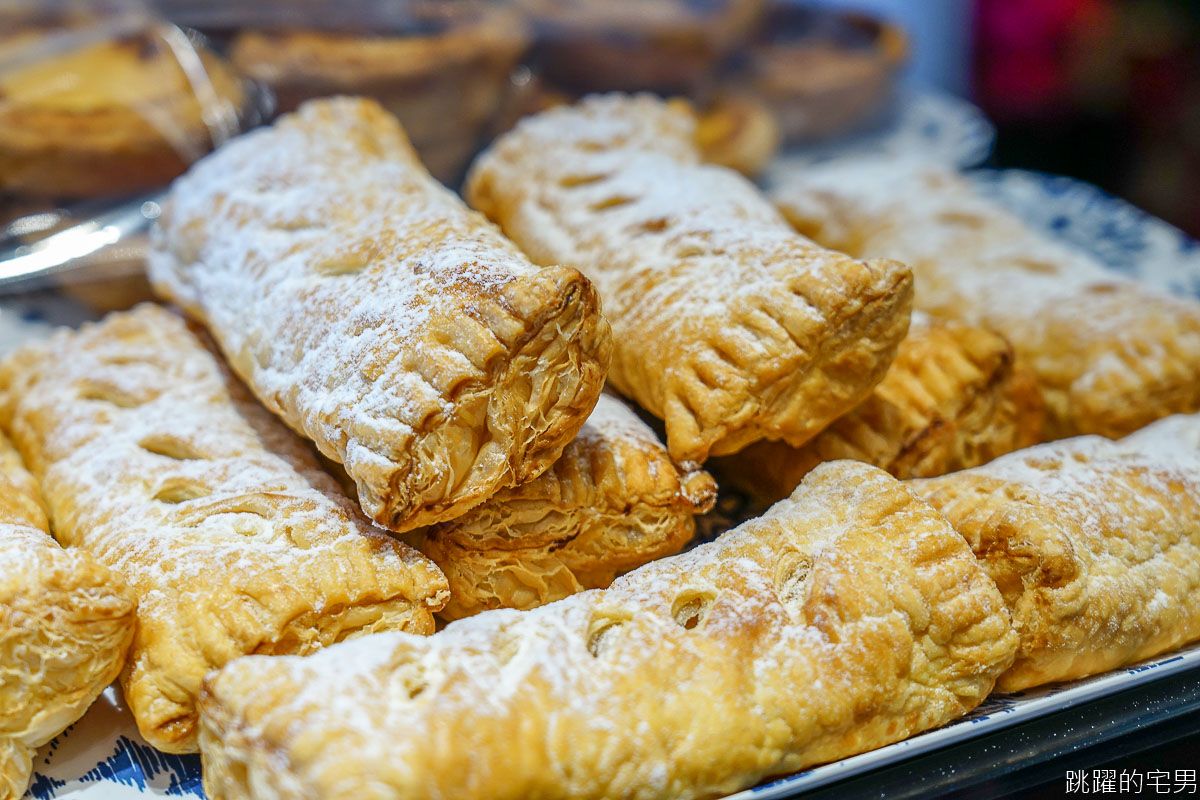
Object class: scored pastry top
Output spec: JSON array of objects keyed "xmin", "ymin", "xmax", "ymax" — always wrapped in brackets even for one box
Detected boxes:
[
  {"xmin": 149, "ymin": 97, "xmax": 612, "ymax": 532},
  {"xmin": 198, "ymin": 460, "xmax": 1017, "ymax": 800},
  {"xmin": 467, "ymin": 93, "xmax": 912, "ymax": 463},
  {"xmin": 0, "ymin": 303, "xmax": 449, "ymax": 752},
  {"xmin": 769, "ymin": 156, "xmax": 1200, "ymax": 439}
]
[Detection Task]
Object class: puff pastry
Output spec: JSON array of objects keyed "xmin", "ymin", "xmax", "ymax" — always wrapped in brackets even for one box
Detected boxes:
[
  {"xmin": 770, "ymin": 158, "xmax": 1200, "ymax": 439},
  {"xmin": 199, "ymin": 460, "xmax": 1017, "ymax": 800},
  {"xmin": 466, "ymin": 93, "xmax": 913, "ymax": 464},
  {"xmin": 149, "ymin": 97, "xmax": 612, "ymax": 533},
  {"xmin": 0, "ymin": 304, "xmax": 448, "ymax": 754},
  {"xmin": 913, "ymin": 413, "xmax": 1200, "ymax": 692},
  {"xmin": 0, "ymin": 433, "xmax": 136, "ymax": 800},
  {"xmin": 717, "ymin": 313, "xmax": 1045, "ymax": 504},
  {"xmin": 413, "ymin": 393, "xmax": 718, "ymax": 620}
]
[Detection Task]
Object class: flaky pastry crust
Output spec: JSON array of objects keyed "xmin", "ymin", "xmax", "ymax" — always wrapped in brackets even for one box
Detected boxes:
[
  {"xmin": 413, "ymin": 394, "xmax": 717, "ymax": 619},
  {"xmin": 149, "ymin": 97, "xmax": 612, "ymax": 533},
  {"xmin": 913, "ymin": 413, "xmax": 1200, "ymax": 692},
  {"xmin": 198, "ymin": 461, "xmax": 1016, "ymax": 800},
  {"xmin": 770, "ymin": 158, "xmax": 1200, "ymax": 439},
  {"xmin": 0, "ymin": 305, "xmax": 448, "ymax": 754},
  {"xmin": 0, "ymin": 433, "xmax": 136, "ymax": 800},
  {"xmin": 718, "ymin": 313, "xmax": 1045, "ymax": 503},
  {"xmin": 466, "ymin": 93, "xmax": 912, "ymax": 464}
]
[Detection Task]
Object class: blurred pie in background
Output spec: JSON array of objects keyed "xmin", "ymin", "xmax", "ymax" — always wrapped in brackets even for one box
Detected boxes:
[
  {"xmin": 521, "ymin": 0, "xmax": 764, "ymax": 97},
  {"xmin": 229, "ymin": 1, "xmax": 530, "ymax": 183},
  {"xmin": 0, "ymin": 17, "xmax": 246, "ymax": 199}
]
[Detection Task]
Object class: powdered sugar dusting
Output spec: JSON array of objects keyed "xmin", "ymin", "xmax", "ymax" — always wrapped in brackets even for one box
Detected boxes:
[
  {"xmin": 204, "ymin": 461, "xmax": 1014, "ymax": 798},
  {"xmin": 0, "ymin": 304, "xmax": 447, "ymax": 746},
  {"xmin": 768, "ymin": 157, "xmax": 1200, "ymax": 436},
  {"xmin": 147, "ymin": 97, "xmax": 589, "ymax": 529},
  {"xmin": 574, "ymin": 393, "xmax": 660, "ymax": 449},
  {"xmin": 467, "ymin": 94, "xmax": 910, "ymax": 462}
]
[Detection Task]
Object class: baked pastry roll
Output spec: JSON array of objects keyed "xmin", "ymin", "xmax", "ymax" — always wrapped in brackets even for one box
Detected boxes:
[
  {"xmin": 770, "ymin": 158, "xmax": 1200, "ymax": 439},
  {"xmin": 0, "ymin": 433, "xmax": 136, "ymax": 800},
  {"xmin": 913, "ymin": 413, "xmax": 1200, "ymax": 692},
  {"xmin": 716, "ymin": 313, "xmax": 1045, "ymax": 504},
  {"xmin": 0, "ymin": 304, "xmax": 449, "ymax": 754},
  {"xmin": 0, "ymin": 21, "xmax": 246, "ymax": 198},
  {"xmin": 149, "ymin": 97, "xmax": 612, "ymax": 533},
  {"xmin": 413, "ymin": 393, "xmax": 718, "ymax": 620},
  {"xmin": 466, "ymin": 93, "xmax": 913, "ymax": 464},
  {"xmin": 199, "ymin": 460, "xmax": 1017, "ymax": 800}
]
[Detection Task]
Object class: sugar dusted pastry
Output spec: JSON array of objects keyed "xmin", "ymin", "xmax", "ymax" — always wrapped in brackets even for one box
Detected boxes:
[
  {"xmin": 770, "ymin": 158, "xmax": 1200, "ymax": 439},
  {"xmin": 0, "ymin": 434, "xmax": 136, "ymax": 800},
  {"xmin": 199, "ymin": 460, "xmax": 1017, "ymax": 800},
  {"xmin": 913, "ymin": 413, "xmax": 1200, "ymax": 692},
  {"xmin": 0, "ymin": 304, "xmax": 449, "ymax": 754},
  {"xmin": 149, "ymin": 97, "xmax": 611, "ymax": 533},
  {"xmin": 717, "ymin": 313, "xmax": 1045, "ymax": 503},
  {"xmin": 466, "ymin": 93, "xmax": 913, "ymax": 464},
  {"xmin": 414, "ymin": 393, "xmax": 717, "ymax": 620}
]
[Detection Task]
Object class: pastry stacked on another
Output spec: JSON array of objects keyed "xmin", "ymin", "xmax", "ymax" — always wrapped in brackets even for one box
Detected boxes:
[
  {"xmin": 0, "ymin": 305, "xmax": 449, "ymax": 753},
  {"xmin": 770, "ymin": 158, "xmax": 1200, "ymax": 439},
  {"xmin": 413, "ymin": 393, "xmax": 718, "ymax": 620},
  {"xmin": 717, "ymin": 312, "xmax": 1045, "ymax": 504},
  {"xmin": 467, "ymin": 93, "xmax": 914, "ymax": 465},
  {"xmin": 199, "ymin": 461, "xmax": 1018, "ymax": 800},
  {"xmin": 0, "ymin": 433, "xmax": 136, "ymax": 800},
  {"xmin": 0, "ymin": 23, "xmax": 246, "ymax": 198}
]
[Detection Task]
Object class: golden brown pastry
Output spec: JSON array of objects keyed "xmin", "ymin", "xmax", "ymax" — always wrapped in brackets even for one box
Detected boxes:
[
  {"xmin": 0, "ymin": 23, "xmax": 246, "ymax": 198},
  {"xmin": 229, "ymin": 2, "xmax": 529, "ymax": 182},
  {"xmin": 0, "ymin": 304, "xmax": 449, "ymax": 754},
  {"xmin": 716, "ymin": 313, "xmax": 1045, "ymax": 504},
  {"xmin": 149, "ymin": 97, "xmax": 612, "ymax": 534},
  {"xmin": 913, "ymin": 413, "xmax": 1200, "ymax": 692},
  {"xmin": 770, "ymin": 158, "xmax": 1200, "ymax": 439},
  {"xmin": 0, "ymin": 432, "xmax": 136, "ymax": 800},
  {"xmin": 413, "ymin": 393, "xmax": 718, "ymax": 620},
  {"xmin": 199, "ymin": 460, "xmax": 1017, "ymax": 800},
  {"xmin": 466, "ymin": 94, "xmax": 912, "ymax": 465}
]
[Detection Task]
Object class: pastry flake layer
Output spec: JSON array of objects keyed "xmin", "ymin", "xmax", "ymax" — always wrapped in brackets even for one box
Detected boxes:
[
  {"xmin": 414, "ymin": 393, "xmax": 718, "ymax": 619},
  {"xmin": 770, "ymin": 158, "xmax": 1200, "ymax": 439},
  {"xmin": 718, "ymin": 313, "xmax": 1045, "ymax": 503},
  {"xmin": 149, "ymin": 96, "xmax": 612, "ymax": 532},
  {"xmin": 466, "ymin": 93, "xmax": 913, "ymax": 464},
  {"xmin": 0, "ymin": 433, "xmax": 136, "ymax": 800},
  {"xmin": 913, "ymin": 413, "xmax": 1200, "ymax": 692},
  {"xmin": 0, "ymin": 304, "xmax": 449, "ymax": 754},
  {"xmin": 199, "ymin": 460, "xmax": 1017, "ymax": 800}
]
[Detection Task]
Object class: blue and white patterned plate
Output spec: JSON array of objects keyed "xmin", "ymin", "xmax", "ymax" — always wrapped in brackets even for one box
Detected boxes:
[{"xmin": 10, "ymin": 162, "xmax": 1200, "ymax": 798}]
